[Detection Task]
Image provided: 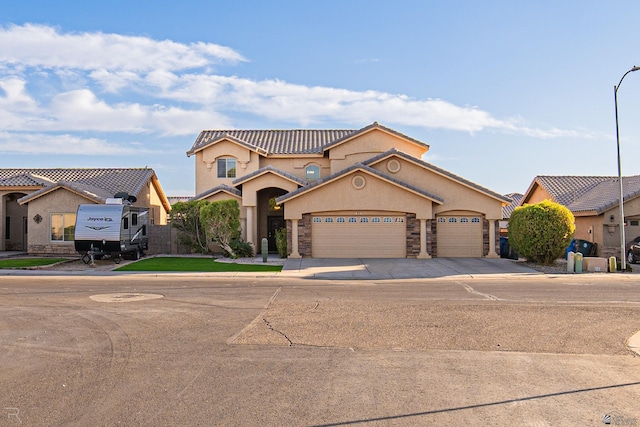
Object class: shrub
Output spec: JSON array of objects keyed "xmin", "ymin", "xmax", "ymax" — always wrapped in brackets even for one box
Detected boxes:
[
  {"xmin": 275, "ymin": 227, "xmax": 288, "ymax": 258},
  {"xmin": 508, "ymin": 200, "xmax": 575, "ymax": 264},
  {"xmin": 223, "ymin": 239, "xmax": 254, "ymax": 259}
]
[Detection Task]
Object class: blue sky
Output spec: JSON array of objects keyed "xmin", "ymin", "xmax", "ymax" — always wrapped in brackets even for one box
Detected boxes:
[{"xmin": 2, "ymin": 1, "xmax": 640, "ymax": 197}]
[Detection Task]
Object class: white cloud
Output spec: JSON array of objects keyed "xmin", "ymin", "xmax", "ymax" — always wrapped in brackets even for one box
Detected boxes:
[
  {"xmin": 0, "ymin": 132, "xmax": 151, "ymax": 155},
  {"xmin": 0, "ymin": 23, "xmax": 598, "ymax": 152},
  {"xmin": 0, "ymin": 23, "xmax": 246, "ymax": 72}
]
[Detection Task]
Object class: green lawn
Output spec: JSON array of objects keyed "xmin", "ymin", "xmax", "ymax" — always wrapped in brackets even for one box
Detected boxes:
[
  {"xmin": 0, "ymin": 258, "xmax": 68, "ymax": 269},
  {"xmin": 115, "ymin": 257, "xmax": 283, "ymax": 272}
]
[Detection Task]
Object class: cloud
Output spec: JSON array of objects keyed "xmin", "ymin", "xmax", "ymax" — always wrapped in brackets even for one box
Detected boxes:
[
  {"xmin": 0, "ymin": 23, "xmax": 598, "ymax": 151},
  {"xmin": 0, "ymin": 23, "xmax": 246, "ymax": 73},
  {"xmin": 0, "ymin": 132, "xmax": 152, "ymax": 155}
]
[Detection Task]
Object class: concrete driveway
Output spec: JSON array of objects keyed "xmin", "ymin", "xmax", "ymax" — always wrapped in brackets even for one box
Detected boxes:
[{"xmin": 282, "ymin": 257, "xmax": 542, "ymax": 279}]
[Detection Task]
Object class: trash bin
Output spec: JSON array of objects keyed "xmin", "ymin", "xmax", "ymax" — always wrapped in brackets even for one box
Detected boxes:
[
  {"xmin": 565, "ymin": 239, "xmax": 576, "ymax": 259},
  {"xmin": 574, "ymin": 239, "xmax": 594, "ymax": 256},
  {"xmin": 500, "ymin": 236, "xmax": 518, "ymax": 260}
]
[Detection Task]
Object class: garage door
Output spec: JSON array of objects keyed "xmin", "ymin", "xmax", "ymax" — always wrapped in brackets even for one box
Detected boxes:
[
  {"xmin": 436, "ymin": 216, "xmax": 483, "ymax": 257},
  {"xmin": 312, "ymin": 214, "xmax": 406, "ymax": 258}
]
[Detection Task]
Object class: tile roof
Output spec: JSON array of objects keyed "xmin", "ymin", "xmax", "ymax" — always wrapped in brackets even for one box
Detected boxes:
[
  {"xmin": 232, "ymin": 165, "xmax": 307, "ymax": 186},
  {"xmin": 186, "ymin": 122, "xmax": 430, "ymax": 156},
  {"xmin": 1, "ymin": 168, "xmax": 158, "ymax": 204},
  {"xmin": 527, "ymin": 175, "xmax": 640, "ymax": 214},
  {"xmin": 191, "ymin": 185, "xmax": 241, "ymax": 201},
  {"xmin": 502, "ymin": 193, "xmax": 523, "ymax": 219},
  {"xmin": 188, "ymin": 129, "xmax": 357, "ymax": 156}
]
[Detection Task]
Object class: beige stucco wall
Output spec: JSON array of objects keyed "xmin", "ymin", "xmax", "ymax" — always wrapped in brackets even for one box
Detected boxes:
[
  {"xmin": 329, "ymin": 130, "xmax": 427, "ymax": 174},
  {"xmin": 194, "ymin": 143, "xmax": 261, "ymax": 194},
  {"xmin": 284, "ymin": 171, "xmax": 434, "ymax": 220},
  {"xmin": 370, "ymin": 157, "xmax": 504, "ymax": 219},
  {"xmin": 25, "ymin": 189, "xmax": 93, "ymax": 254},
  {"xmin": 133, "ymin": 180, "xmax": 169, "ymax": 225},
  {"xmin": 523, "ymin": 185, "xmax": 553, "ymax": 205},
  {"xmin": 241, "ymin": 173, "xmax": 300, "ymax": 206}
]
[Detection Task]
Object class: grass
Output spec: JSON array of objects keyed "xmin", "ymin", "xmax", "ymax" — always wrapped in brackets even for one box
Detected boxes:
[
  {"xmin": 0, "ymin": 258, "xmax": 68, "ymax": 269},
  {"xmin": 114, "ymin": 256, "xmax": 283, "ymax": 272}
]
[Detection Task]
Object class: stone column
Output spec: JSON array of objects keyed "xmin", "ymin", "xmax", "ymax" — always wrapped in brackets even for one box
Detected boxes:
[
  {"xmin": 417, "ymin": 218, "xmax": 431, "ymax": 259},
  {"xmin": 486, "ymin": 219, "xmax": 499, "ymax": 258},
  {"xmin": 289, "ymin": 218, "xmax": 301, "ymax": 258},
  {"xmin": 245, "ymin": 206, "xmax": 254, "ymax": 246},
  {"xmin": 0, "ymin": 194, "xmax": 4, "ymax": 251}
]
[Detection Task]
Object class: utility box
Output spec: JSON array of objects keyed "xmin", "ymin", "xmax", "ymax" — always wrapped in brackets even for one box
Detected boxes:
[{"xmin": 575, "ymin": 252, "xmax": 583, "ymax": 273}]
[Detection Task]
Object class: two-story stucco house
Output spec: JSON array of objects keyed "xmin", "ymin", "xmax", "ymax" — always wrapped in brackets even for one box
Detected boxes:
[{"xmin": 187, "ymin": 122, "xmax": 510, "ymax": 259}]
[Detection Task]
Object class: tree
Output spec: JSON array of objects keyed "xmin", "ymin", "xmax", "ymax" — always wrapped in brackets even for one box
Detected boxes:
[
  {"xmin": 508, "ymin": 200, "xmax": 575, "ymax": 264},
  {"xmin": 199, "ymin": 199, "xmax": 242, "ymax": 258},
  {"xmin": 170, "ymin": 200, "xmax": 210, "ymax": 254}
]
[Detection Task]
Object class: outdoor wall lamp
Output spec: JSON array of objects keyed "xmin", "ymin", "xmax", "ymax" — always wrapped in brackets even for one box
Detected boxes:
[{"xmin": 614, "ymin": 65, "xmax": 640, "ymax": 270}]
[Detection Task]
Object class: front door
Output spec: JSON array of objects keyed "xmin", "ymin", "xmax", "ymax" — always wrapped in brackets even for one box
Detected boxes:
[{"xmin": 267, "ymin": 216, "xmax": 285, "ymax": 252}]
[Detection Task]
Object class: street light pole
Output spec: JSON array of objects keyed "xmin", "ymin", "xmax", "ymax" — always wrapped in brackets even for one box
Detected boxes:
[{"xmin": 614, "ymin": 65, "xmax": 640, "ymax": 271}]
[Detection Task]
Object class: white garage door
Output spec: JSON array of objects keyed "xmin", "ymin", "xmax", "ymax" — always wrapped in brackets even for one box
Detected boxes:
[
  {"xmin": 312, "ymin": 214, "xmax": 406, "ymax": 258},
  {"xmin": 436, "ymin": 216, "xmax": 483, "ymax": 257}
]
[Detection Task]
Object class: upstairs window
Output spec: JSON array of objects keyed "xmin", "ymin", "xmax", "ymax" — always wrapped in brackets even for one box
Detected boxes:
[
  {"xmin": 306, "ymin": 165, "xmax": 320, "ymax": 181},
  {"xmin": 217, "ymin": 158, "xmax": 237, "ymax": 178}
]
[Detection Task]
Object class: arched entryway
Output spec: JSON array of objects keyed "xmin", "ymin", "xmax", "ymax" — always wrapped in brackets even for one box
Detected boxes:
[
  {"xmin": 257, "ymin": 188, "xmax": 287, "ymax": 253},
  {"xmin": 2, "ymin": 193, "xmax": 28, "ymax": 251}
]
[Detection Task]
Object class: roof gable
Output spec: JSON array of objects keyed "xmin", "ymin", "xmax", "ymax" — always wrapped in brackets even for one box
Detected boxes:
[
  {"xmin": 277, "ymin": 162, "xmax": 443, "ymax": 205},
  {"xmin": 363, "ymin": 149, "xmax": 511, "ymax": 204},
  {"xmin": 521, "ymin": 175, "xmax": 640, "ymax": 214},
  {"xmin": 192, "ymin": 184, "xmax": 242, "ymax": 201},
  {"xmin": 232, "ymin": 165, "xmax": 307, "ymax": 187},
  {"xmin": 322, "ymin": 122, "xmax": 429, "ymax": 154}
]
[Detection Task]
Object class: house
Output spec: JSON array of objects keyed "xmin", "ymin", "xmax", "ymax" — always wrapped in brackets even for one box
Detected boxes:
[
  {"xmin": 187, "ymin": 122, "xmax": 511, "ymax": 258},
  {"xmin": 519, "ymin": 175, "xmax": 640, "ymax": 260},
  {"xmin": 0, "ymin": 168, "xmax": 171, "ymax": 254},
  {"xmin": 500, "ymin": 192, "xmax": 523, "ymax": 236}
]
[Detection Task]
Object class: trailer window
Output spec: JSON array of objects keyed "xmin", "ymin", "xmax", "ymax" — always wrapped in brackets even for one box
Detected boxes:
[
  {"xmin": 51, "ymin": 213, "xmax": 76, "ymax": 242},
  {"xmin": 123, "ymin": 217, "xmax": 129, "ymax": 230},
  {"xmin": 132, "ymin": 213, "xmax": 138, "ymax": 226}
]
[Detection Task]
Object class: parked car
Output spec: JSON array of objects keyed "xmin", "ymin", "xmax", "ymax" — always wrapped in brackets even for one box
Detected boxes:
[{"xmin": 626, "ymin": 236, "xmax": 640, "ymax": 264}]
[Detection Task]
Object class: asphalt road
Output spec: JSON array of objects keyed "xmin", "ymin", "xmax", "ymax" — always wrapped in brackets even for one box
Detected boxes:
[{"xmin": 1, "ymin": 274, "xmax": 640, "ymax": 426}]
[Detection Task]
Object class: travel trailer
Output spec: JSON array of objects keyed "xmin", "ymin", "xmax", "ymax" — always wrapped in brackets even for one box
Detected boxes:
[{"xmin": 74, "ymin": 197, "xmax": 149, "ymax": 263}]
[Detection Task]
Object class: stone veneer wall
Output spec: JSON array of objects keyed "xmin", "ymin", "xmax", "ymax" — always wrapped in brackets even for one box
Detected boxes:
[
  {"xmin": 286, "ymin": 214, "xmax": 313, "ymax": 257},
  {"xmin": 406, "ymin": 213, "xmax": 420, "ymax": 258},
  {"xmin": 29, "ymin": 243, "xmax": 76, "ymax": 255},
  {"xmin": 429, "ymin": 219, "xmax": 437, "ymax": 257}
]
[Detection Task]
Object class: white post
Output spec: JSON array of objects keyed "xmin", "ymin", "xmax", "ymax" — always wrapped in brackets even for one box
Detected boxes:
[
  {"xmin": 417, "ymin": 218, "xmax": 431, "ymax": 259},
  {"xmin": 289, "ymin": 218, "xmax": 301, "ymax": 258}
]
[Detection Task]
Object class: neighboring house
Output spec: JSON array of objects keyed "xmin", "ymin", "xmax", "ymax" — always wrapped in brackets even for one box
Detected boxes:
[
  {"xmin": 0, "ymin": 168, "xmax": 171, "ymax": 254},
  {"xmin": 500, "ymin": 192, "xmax": 523, "ymax": 236},
  {"xmin": 519, "ymin": 175, "xmax": 640, "ymax": 259},
  {"xmin": 187, "ymin": 122, "xmax": 511, "ymax": 258}
]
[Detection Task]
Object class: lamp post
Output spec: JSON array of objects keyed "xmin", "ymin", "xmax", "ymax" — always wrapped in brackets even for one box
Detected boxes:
[{"xmin": 614, "ymin": 65, "xmax": 640, "ymax": 271}]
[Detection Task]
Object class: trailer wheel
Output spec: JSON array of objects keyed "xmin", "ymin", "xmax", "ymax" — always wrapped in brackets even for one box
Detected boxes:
[
  {"xmin": 114, "ymin": 255, "xmax": 122, "ymax": 264},
  {"xmin": 134, "ymin": 248, "xmax": 141, "ymax": 260}
]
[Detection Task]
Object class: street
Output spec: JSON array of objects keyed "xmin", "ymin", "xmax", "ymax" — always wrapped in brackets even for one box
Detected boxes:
[{"xmin": 1, "ymin": 273, "xmax": 640, "ymax": 426}]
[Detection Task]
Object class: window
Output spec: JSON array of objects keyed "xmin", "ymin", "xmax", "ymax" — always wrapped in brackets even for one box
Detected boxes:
[
  {"xmin": 395, "ymin": 217, "xmax": 405, "ymax": 223},
  {"xmin": 51, "ymin": 213, "xmax": 76, "ymax": 242},
  {"xmin": 313, "ymin": 217, "xmax": 322, "ymax": 223},
  {"xmin": 472, "ymin": 217, "xmax": 481, "ymax": 223},
  {"xmin": 360, "ymin": 217, "xmax": 369, "ymax": 223},
  {"xmin": 325, "ymin": 217, "xmax": 333, "ymax": 223},
  {"xmin": 461, "ymin": 218, "xmax": 469, "ymax": 223},
  {"xmin": 384, "ymin": 217, "xmax": 392, "ymax": 223},
  {"xmin": 337, "ymin": 217, "xmax": 345, "ymax": 223},
  {"xmin": 449, "ymin": 218, "xmax": 457, "ymax": 223},
  {"xmin": 437, "ymin": 217, "xmax": 446, "ymax": 223},
  {"xmin": 348, "ymin": 217, "xmax": 357, "ymax": 223},
  {"xmin": 372, "ymin": 217, "xmax": 381, "ymax": 223},
  {"xmin": 217, "ymin": 158, "xmax": 237, "ymax": 178},
  {"xmin": 306, "ymin": 165, "xmax": 320, "ymax": 181},
  {"xmin": 132, "ymin": 213, "xmax": 138, "ymax": 226}
]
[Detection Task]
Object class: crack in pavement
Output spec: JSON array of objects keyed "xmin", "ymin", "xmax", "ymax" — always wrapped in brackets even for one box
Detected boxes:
[
  {"xmin": 460, "ymin": 282, "xmax": 502, "ymax": 301},
  {"xmin": 263, "ymin": 318, "xmax": 293, "ymax": 346}
]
